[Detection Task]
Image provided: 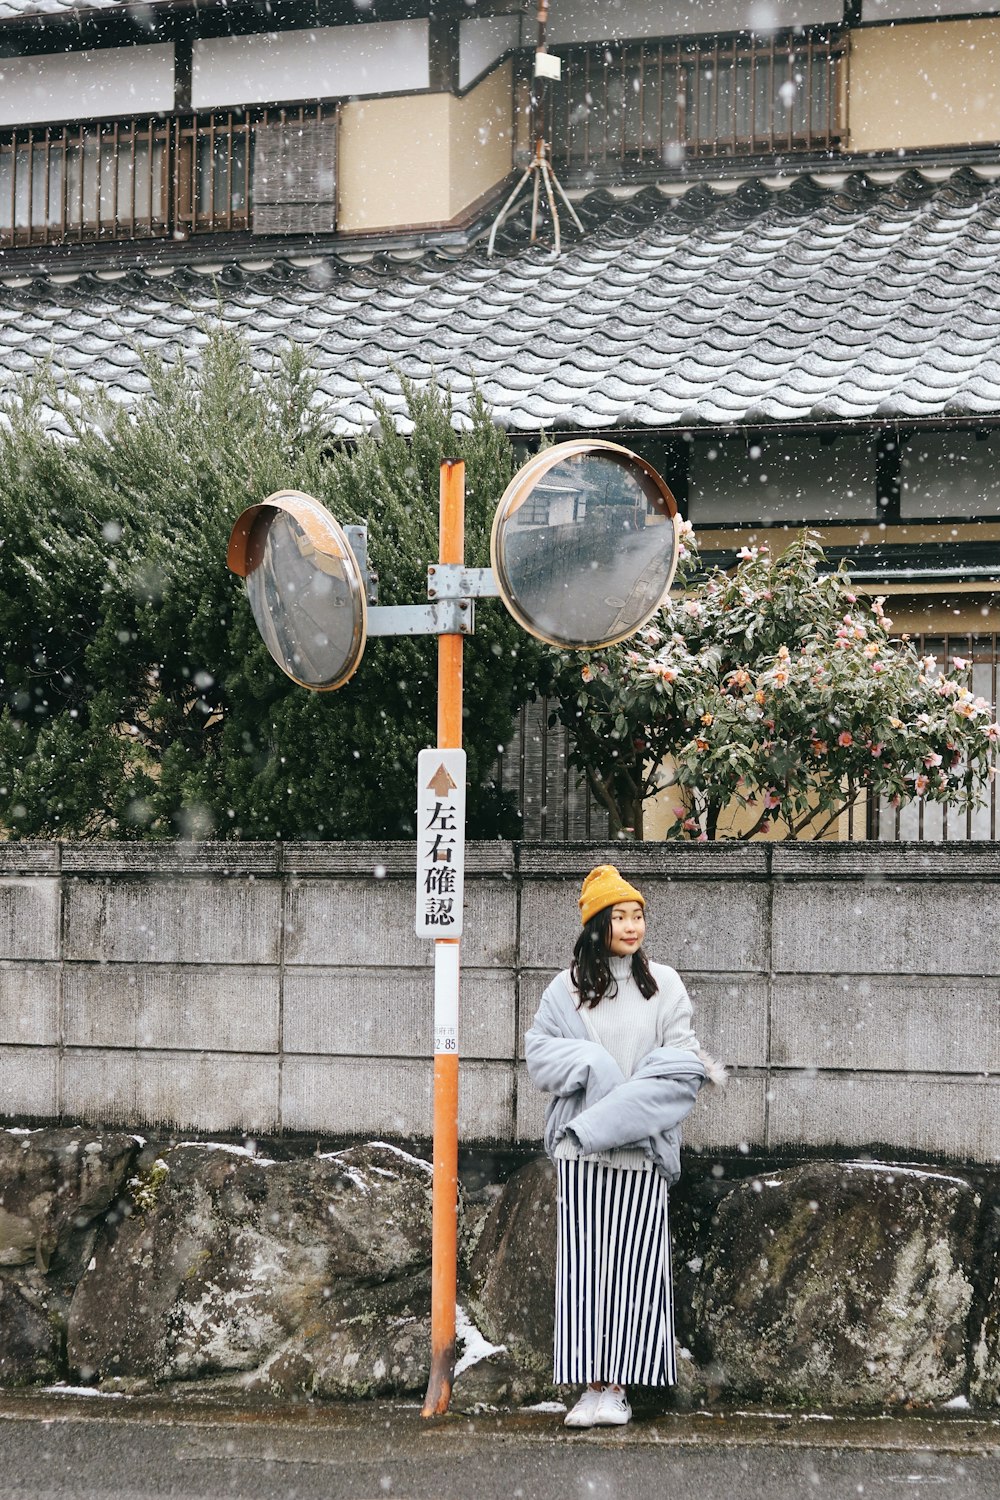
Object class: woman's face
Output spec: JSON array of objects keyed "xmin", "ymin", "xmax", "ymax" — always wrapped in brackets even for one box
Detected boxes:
[{"xmin": 607, "ymin": 901, "xmax": 646, "ymax": 957}]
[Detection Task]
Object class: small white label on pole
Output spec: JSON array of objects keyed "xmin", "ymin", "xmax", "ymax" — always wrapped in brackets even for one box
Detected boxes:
[
  {"xmin": 416, "ymin": 748, "xmax": 466, "ymax": 938},
  {"xmin": 434, "ymin": 942, "xmax": 460, "ymax": 1055}
]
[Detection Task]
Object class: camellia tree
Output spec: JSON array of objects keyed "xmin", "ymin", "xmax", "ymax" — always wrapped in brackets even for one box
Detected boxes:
[{"xmin": 546, "ymin": 528, "xmax": 1000, "ymax": 841}]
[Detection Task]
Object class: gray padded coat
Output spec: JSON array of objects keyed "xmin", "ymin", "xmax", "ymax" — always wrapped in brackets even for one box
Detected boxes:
[{"xmin": 524, "ymin": 970, "xmax": 708, "ymax": 1186}]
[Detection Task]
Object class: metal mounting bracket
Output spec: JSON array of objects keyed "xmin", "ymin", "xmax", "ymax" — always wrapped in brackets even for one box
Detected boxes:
[
  {"xmin": 426, "ymin": 565, "xmax": 500, "ymax": 600},
  {"xmin": 366, "ymin": 601, "xmax": 476, "ymax": 636}
]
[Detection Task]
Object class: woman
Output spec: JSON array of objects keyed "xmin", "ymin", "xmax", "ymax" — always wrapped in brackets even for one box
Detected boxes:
[{"xmin": 525, "ymin": 864, "xmax": 724, "ymax": 1429}]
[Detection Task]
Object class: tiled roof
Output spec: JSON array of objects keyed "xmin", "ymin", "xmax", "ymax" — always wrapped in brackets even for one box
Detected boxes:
[
  {"xmin": 4, "ymin": 166, "xmax": 1000, "ymax": 436},
  {"xmin": 0, "ymin": 0, "xmax": 175, "ymax": 19}
]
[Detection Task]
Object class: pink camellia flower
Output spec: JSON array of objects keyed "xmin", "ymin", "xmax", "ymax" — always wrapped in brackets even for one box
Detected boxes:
[
  {"xmin": 873, "ymin": 662, "xmax": 886, "ymax": 674},
  {"xmin": 987, "ymin": 723, "xmax": 1000, "ymax": 744},
  {"xmin": 581, "ymin": 664, "xmax": 594, "ymax": 682},
  {"xmin": 845, "ymin": 592, "xmax": 857, "ymax": 603},
  {"xmin": 673, "ymin": 806, "xmax": 687, "ymax": 820},
  {"xmin": 924, "ymin": 752, "xmax": 943, "ymax": 768},
  {"xmin": 759, "ymin": 820, "xmax": 771, "ymax": 834},
  {"xmin": 738, "ymin": 545, "xmax": 759, "ymax": 561},
  {"xmin": 683, "ymin": 817, "xmax": 700, "ymax": 833},
  {"xmin": 838, "ymin": 731, "xmax": 853, "ymax": 747},
  {"xmin": 952, "ymin": 655, "xmax": 969, "ymax": 671},
  {"xmin": 763, "ymin": 790, "xmax": 781, "ymax": 810},
  {"xmin": 870, "ymin": 744, "xmax": 884, "ymax": 757},
  {"xmin": 697, "ymin": 832, "xmax": 709, "ymax": 843},
  {"xmin": 914, "ymin": 773, "xmax": 929, "ymax": 795}
]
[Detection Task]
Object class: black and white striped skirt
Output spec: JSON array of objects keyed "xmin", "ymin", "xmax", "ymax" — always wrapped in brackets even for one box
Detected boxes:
[{"xmin": 554, "ymin": 1158, "xmax": 677, "ymax": 1388}]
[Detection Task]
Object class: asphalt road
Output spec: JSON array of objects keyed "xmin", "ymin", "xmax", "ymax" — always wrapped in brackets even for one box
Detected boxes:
[{"xmin": 1, "ymin": 1395, "xmax": 999, "ymax": 1500}]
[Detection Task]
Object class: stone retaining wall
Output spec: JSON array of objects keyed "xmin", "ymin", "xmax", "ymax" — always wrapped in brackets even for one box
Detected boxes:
[{"xmin": 2, "ymin": 841, "xmax": 999, "ymax": 1159}]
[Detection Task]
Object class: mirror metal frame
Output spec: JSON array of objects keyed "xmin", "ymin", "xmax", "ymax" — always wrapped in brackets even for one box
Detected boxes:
[
  {"xmin": 227, "ymin": 489, "xmax": 368, "ymax": 692},
  {"xmin": 489, "ymin": 439, "xmax": 681, "ymax": 650}
]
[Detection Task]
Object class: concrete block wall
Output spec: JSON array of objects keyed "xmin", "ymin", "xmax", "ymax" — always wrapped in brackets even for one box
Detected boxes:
[{"xmin": 2, "ymin": 840, "xmax": 999, "ymax": 1160}]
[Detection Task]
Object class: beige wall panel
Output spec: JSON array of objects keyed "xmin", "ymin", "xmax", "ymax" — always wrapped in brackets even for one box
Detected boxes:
[
  {"xmin": 283, "ymin": 965, "xmax": 514, "ymax": 1059},
  {"xmin": 0, "ymin": 1046, "xmax": 58, "ymax": 1118},
  {"xmin": 772, "ymin": 974, "xmax": 1000, "ymax": 1073},
  {"xmin": 64, "ymin": 879, "xmax": 280, "ymax": 965},
  {"xmin": 338, "ymin": 94, "xmax": 453, "ymax": 232},
  {"xmin": 284, "ymin": 877, "xmax": 515, "ymax": 969},
  {"xmin": 63, "ymin": 965, "xmax": 280, "ymax": 1052},
  {"xmin": 62, "ymin": 1049, "xmax": 279, "ymax": 1132},
  {"xmin": 281, "ymin": 1055, "xmax": 513, "ymax": 1140},
  {"xmin": 0, "ymin": 878, "xmax": 60, "ymax": 962},
  {"xmin": 338, "ymin": 65, "xmax": 513, "ymax": 233},
  {"xmin": 773, "ymin": 879, "xmax": 1000, "ymax": 975},
  {"xmin": 448, "ymin": 63, "xmax": 514, "ymax": 219},
  {"xmin": 849, "ymin": 20, "xmax": 1000, "ymax": 150},
  {"xmin": 769, "ymin": 1071, "xmax": 1000, "ymax": 1159},
  {"xmin": 0, "ymin": 963, "xmax": 59, "ymax": 1045}
]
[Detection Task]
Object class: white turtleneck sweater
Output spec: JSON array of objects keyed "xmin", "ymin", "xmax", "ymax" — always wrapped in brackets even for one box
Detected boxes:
[{"xmin": 553, "ymin": 954, "xmax": 699, "ymax": 1172}]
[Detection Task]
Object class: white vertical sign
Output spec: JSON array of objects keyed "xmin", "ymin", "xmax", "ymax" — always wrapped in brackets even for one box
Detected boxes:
[{"xmin": 415, "ymin": 748, "xmax": 466, "ymax": 939}]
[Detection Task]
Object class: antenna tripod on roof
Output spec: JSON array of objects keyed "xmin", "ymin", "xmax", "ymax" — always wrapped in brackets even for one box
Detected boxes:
[{"xmin": 486, "ymin": 0, "xmax": 584, "ymax": 258}]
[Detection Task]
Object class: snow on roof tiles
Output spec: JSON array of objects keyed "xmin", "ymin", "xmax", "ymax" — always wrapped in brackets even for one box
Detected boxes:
[
  {"xmin": 0, "ymin": 0, "xmax": 175, "ymax": 18},
  {"xmin": 4, "ymin": 167, "xmax": 1000, "ymax": 436}
]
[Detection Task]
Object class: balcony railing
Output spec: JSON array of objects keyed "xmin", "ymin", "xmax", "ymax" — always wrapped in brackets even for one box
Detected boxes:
[
  {"xmin": 549, "ymin": 30, "xmax": 844, "ymax": 176},
  {"xmin": 0, "ymin": 105, "xmax": 336, "ymax": 250}
]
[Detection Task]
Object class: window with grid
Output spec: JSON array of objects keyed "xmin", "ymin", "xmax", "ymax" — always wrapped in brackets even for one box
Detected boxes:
[
  {"xmin": 0, "ymin": 106, "xmax": 337, "ymax": 250},
  {"xmin": 549, "ymin": 30, "xmax": 844, "ymax": 174}
]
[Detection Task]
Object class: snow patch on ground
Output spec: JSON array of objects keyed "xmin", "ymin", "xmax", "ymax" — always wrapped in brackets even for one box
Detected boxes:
[
  {"xmin": 369, "ymin": 1141, "xmax": 433, "ymax": 1174},
  {"xmin": 943, "ymin": 1394, "xmax": 971, "ymax": 1409},
  {"xmin": 454, "ymin": 1303, "xmax": 506, "ymax": 1377},
  {"xmin": 523, "ymin": 1401, "xmax": 567, "ymax": 1413},
  {"xmin": 844, "ymin": 1161, "xmax": 969, "ymax": 1189},
  {"xmin": 42, "ymin": 1385, "xmax": 125, "ymax": 1399},
  {"xmin": 177, "ymin": 1142, "xmax": 276, "ymax": 1165}
]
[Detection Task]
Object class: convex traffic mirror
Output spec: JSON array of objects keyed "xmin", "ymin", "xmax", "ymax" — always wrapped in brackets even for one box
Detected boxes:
[
  {"xmin": 490, "ymin": 439, "xmax": 680, "ymax": 649},
  {"xmin": 226, "ymin": 490, "xmax": 367, "ymax": 691}
]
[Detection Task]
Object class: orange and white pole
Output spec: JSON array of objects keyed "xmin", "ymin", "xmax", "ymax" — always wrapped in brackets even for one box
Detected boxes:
[{"xmin": 421, "ymin": 459, "xmax": 465, "ymax": 1418}]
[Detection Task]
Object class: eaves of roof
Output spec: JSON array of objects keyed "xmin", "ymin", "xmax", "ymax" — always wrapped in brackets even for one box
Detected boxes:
[{"xmin": 4, "ymin": 164, "xmax": 1000, "ymax": 439}]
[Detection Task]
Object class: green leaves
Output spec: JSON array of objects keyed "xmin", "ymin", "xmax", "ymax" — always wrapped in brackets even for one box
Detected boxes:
[
  {"xmin": 0, "ymin": 332, "xmax": 539, "ymax": 840},
  {"xmin": 547, "ymin": 532, "xmax": 999, "ymax": 841}
]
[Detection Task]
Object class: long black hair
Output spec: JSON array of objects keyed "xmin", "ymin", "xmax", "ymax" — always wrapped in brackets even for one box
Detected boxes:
[{"xmin": 570, "ymin": 906, "xmax": 658, "ymax": 1009}]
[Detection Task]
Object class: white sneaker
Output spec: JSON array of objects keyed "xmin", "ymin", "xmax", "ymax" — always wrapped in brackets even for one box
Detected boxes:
[
  {"xmin": 563, "ymin": 1388, "xmax": 605, "ymax": 1428},
  {"xmin": 594, "ymin": 1386, "xmax": 632, "ymax": 1426}
]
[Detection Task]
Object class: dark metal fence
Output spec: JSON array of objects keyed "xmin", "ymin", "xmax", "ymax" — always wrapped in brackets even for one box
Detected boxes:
[
  {"xmin": 504, "ymin": 634, "xmax": 1000, "ymax": 843},
  {"xmin": 0, "ymin": 105, "xmax": 335, "ymax": 249},
  {"xmin": 549, "ymin": 30, "xmax": 844, "ymax": 175},
  {"xmin": 872, "ymin": 633, "xmax": 1000, "ymax": 842},
  {"xmin": 498, "ymin": 698, "xmax": 611, "ymax": 842}
]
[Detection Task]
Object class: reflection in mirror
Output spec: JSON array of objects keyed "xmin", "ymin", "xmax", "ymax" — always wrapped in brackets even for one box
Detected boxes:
[
  {"xmin": 498, "ymin": 450, "xmax": 677, "ymax": 648},
  {"xmin": 245, "ymin": 508, "xmax": 365, "ymax": 690}
]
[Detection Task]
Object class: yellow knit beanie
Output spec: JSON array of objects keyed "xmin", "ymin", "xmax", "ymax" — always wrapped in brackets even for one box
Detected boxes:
[{"xmin": 578, "ymin": 865, "xmax": 645, "ymax": 926}]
